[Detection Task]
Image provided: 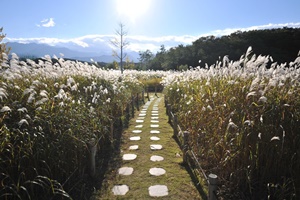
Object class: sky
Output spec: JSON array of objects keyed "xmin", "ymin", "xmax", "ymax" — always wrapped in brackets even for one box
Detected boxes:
[{"xmin": 1, "ymin": 0, "xmax": 300, "ymax": 53}]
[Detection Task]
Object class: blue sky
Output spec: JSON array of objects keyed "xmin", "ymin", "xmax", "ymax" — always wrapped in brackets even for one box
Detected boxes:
[{"xmin": 1, "ymin": 0, "xmax": 300, "ymax": 53}]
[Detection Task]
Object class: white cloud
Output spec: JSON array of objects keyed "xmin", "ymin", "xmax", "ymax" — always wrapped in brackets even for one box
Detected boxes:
[
  {"xmin": 37, "ymin": 18, "xmax": 55, "ymax": 28},
  {"xmin": 6, "ymin": 22, "xmax": 300, "ymax": 53}
]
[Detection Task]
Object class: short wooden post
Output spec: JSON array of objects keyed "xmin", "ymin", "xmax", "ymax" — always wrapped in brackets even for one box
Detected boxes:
[
  {"xmin": 131, "ymin": 95, "xmax": 134, "ymax": 117},
  {"xmin": 173, "ymin": 114, "xmax": 178, "ymax": 137},
  {"xmin": 147, "ymin": 88, "xmax": 150, "ymax": 101},
  {"xmin": 142, "ymin": 90, "xmax": 145, "ymax": 104},
  {"xmin": 183, "ymin": 131, "xmax": 189, "ymax": 164},
  {"xmin": 136, "ymin": 93, "xmax": 139, "ymax": 111},
  {"xmin": 125, "ymin": 103, "xmax": 130, "ymax": 127},
  {"xmin": 208, "ymin": 174, "xmax": 218, "ymax": 200},
  {"xmin": 87, "ymin": 138, "xmax": 97, "ymax": 177},
  {"xmin": 167, "ymin": 104, "xmax": 172, "ymax": 123}
]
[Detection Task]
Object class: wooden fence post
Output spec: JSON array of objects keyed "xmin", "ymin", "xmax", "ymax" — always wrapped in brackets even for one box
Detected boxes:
[
  {"xmin": 173, "ymin": 114, "xmax": 178, "ymax": 137},
  {"xmin": 183, "ymin": 131, "xmax": 189, "ymax": 164},
  {"xmin": 131, "ymin": 95, "xmax": 134, "ymax": 118},
  {"xmin": 125, "ymin": 103, "xmax": 130, "ymax": 127},
  {"xmin": 208, "ymin": 174, "xmax": 218, "ymax": 200},
  {"xmin": 147, "ymin": 88, "xmax": 150, "ymax": 101},
  {"xmin": 142, "ymin": 90, "xmax": 145, "ymax": 104},
  {"xmin": 87, "ymin": 138, "xmax": 97, "ymax": 177},
  {"xmin": 167, "ymin": 104, "xmax": 171, "ymax": 123},
  {"xmin": 136, "ymin": 93, "xmax": 139, "ymax": 111}
]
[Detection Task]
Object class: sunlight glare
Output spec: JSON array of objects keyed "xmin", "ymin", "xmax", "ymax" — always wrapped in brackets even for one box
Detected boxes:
[{"xmin": 116, "ymin": 0, "xmax": 151, "ymax": 23}]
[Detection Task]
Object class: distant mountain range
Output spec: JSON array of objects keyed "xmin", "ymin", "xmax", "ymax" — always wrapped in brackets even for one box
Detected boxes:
[{"xmin": 7, "ymin": 42, "xmax": 140, "ymax": 63}]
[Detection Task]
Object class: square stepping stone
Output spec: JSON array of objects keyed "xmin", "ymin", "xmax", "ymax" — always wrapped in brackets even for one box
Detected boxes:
[
  {"xmin": 137, "ymin": 117, "xmax": 145, "ymax": 120},
  {"xmin": 150, "ymin": 130, "xmax": 160, "ymax": 134},
  {"xmin": 122, "ymin": 154, "xmax": 137, "ymax": 160},
  {"xmin": 151, "ymin": 110, "xmax": 158, "ymax": 113},
  {"xmin": 118, "ymin": 167, "xmax": 134, "ymax": 175},
  {"xmin": 136, "ymin": 119, "xmax": 144, "ymax": 123},
  {"xmin": 151, "ymin": 113, "xmax": 159, "ymax": 116},
  {"xmin": 150, "ymin": 155, "xmax": 164, "ymax": 162},
  {"xmin": 112, "ymin": 185, "xmax": 129, "ymax": 195},
  {"xmin": 141, "ymin": 110, "xmax": 147, "ymax": 113},
  {"xmin": 150, "ymin": 144, "xmax": 163, "ymax": 150},
  {"xmin": 132, "ymin": 130, "xmax": 142, "ymax": 133},
  {"xmin": 135, "ymin": 125, "xmax": 143, "ymax": 128},
  {"xmin": 139, "ymin": 113, "xmax": 146, "ymax": 117},
  {"xmin": 150, "ymin": 136, "xmax": 160, "ymax": 141},
  {"xmin": 151, "ymin": 117, "xmax": 159, "ymax": 120},
  {"xmin": 129, "ymin": 145, "xmax": 139, "ymax": 150},
  {"xmin": 149, "ymin": 185, "xmax": 168, "ymax": 197},
  {"xmin": 130, "ymin": 136, "xmax": 141, "ymax": 141},
  {"xmin": 149, "ymin": 167, "xmax": 166, "ymax": 176},
  {"xmin": 151, "ymin": 120, "xmax": 159, "ymax": 123},
  {"xmin": 150, "ymin": 124, "xmax": 159, "ymax": 128}
]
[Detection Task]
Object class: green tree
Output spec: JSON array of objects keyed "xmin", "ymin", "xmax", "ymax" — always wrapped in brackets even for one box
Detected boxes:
[
  {"xmin": 111, "ymin": 23, "xmax": 129, "ymax": 74},
  {"xmin": 0, "ymin": 27, "xmax": 10, "ymax": 61},
  {"xmin": 139, "ymin": 49, "xmax": 153, "ymax": 70}
]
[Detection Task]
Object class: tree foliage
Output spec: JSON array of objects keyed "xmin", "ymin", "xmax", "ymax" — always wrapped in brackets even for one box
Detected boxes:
[{"xmin": 147, "ymin": 28, "xmax": 300, "ymax": 70}]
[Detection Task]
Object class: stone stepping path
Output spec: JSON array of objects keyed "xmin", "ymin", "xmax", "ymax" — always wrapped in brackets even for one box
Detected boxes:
[
  {"xmin": 149, "ymin": 167, "xmax": 166, "ymax": 176},
  {"xmin": 150, "ymin": 136, "xmax": 160, "ymax": 141},
  {"xmin": 130, "ymin": 136, "xmax": 141, "ymax": 141},
  {"xmin": 122, "ymin": 154, "xmax": 137, "ymax": 161},
  {"xmin": 112, "ymin": 185, "xmax": 129, "ymax": 195},
  {"xmin": 118, "ymin": 167, "xmax": 134, "ymax": 175},
  {"xmin": 149, "ymin": 185, "xmax": 168, "ymax": 197},
  {"xmin": 150, "ymin": 155, "xmax": 164, "ymax": 162},
  {"xmin": 150, "ymin": 130, "xmax": 160, "ymax": 134},
  {"xmin": 129, "ymin": 145, "xmax": 139, "ymax": 150},
  {"xmin": 112, "ymin": 96, "xmax": 169, "ymax": 197},
  {"xmin": 150, "ymin": 144, "xmax": 163, "ymax": 150},
  {"xmin": 132, "ymin": 130, "xmax": 142, "ymax": 133}
]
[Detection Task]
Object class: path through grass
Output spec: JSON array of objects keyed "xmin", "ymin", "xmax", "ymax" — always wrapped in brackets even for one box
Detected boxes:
[{"xmin": 93, "ymin": 94, "xmax": 203, "ymax": 199}]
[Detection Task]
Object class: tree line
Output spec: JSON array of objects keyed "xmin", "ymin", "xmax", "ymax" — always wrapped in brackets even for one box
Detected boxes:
[{"xmin": 139, "ymin": 27, "xmax": 300, "ymax": 70}]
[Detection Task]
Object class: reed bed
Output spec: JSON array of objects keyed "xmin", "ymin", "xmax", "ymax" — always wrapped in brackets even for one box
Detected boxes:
[{"xmin": 163, "ymin": 47, "xmax": 300, "ymax": 199}]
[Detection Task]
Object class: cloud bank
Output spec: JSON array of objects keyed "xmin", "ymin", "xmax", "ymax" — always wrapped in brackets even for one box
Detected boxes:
[{"xmin": 6, "ymin": 22, "xmax": 300, "ymax": 53}]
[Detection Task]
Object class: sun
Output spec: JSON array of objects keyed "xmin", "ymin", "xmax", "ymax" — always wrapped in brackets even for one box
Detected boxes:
[{"xmin": 116, "ymin": 0, "xmax": 151, "ymax": 23}]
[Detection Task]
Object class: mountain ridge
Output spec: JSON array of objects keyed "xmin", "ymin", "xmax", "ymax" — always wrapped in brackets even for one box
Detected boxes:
[{"xmin": 6, "ymin": 42, "xmax": 139, "ymax": 63}]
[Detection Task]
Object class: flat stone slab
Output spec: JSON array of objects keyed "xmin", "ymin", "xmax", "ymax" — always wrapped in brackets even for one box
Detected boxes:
[
  {"xmin": 112, "ymin": 185, "xmax": 129, "ymax": 195},
  {"xmin": 151, "ymin": 117, "xmax": 159, "ymax": 120},
  {"xmin": 150, "ymin": 136, "xmax": 160, "ymax": 141},
  {"xmin": 152, "ymin": 107, "xmax": 158, "ymax": 110},
  {"xmin": 137, "ymin": 117, "xmax": 145, "ymax": 120},
  {"xmin": 151, "ymin": 113, "xmax": 159, "ymax": 116},
  {"xmin": 118, "ymin": 167, "xmax": 134, "ymax": 175},
  {"xmin": 136, "ymin": 119, "xmax": 144, "ymax": 123},
  {"xmin": 150, "ymin": 130, "xmax": 160, "ymax": 134},
  {"xmin": 151, "ymin": 110, "xmax": 158, "ymax": 113},
  {"xmin": 150, "ymin": 144, "xmax": 163, "ymax": 150},
  {"xmin": 130, "ymin": 136, "xmax": 141, "ymax": 141},
  {"xmin": 150, "ymin": 155, "xmax": 164, "ymax": 162},
  {"xmin": 150, "ymin": 124, "xmax": 159, "ymax": 128},
  {"xmin": 149, "ymin": 185, "xmax": 168, "ymax": 197},
  {"xmin": 151, "ymin": 120, "xmax": 159, "ymax": 123},
  {"xmin": 140, "ymin": 110, "xmax": 147, "ymax": 113},
  {"xmin": 139, "ymin": 113, "xmax": 146, "ymax": 117},
  {"xmin": 129, "ymin": 145, "xmax": 139, "ymax": 150},
  {"xmin": 122, "ymin": 154, "xmax": 137, "ymax": 160},
  {"xmin": 149, "ymin": 167, "xmax": 166, "ymax": 176},
  {"xmin": 135, "ymin": 125, "xmax": 143, "ymax": 128},
  {"xmin": 132, "ymin": 130, "xmax": 142, "ymax": 133}
]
